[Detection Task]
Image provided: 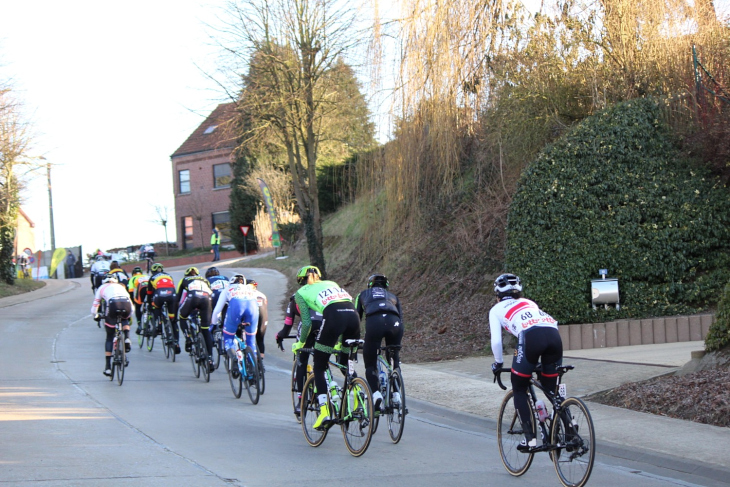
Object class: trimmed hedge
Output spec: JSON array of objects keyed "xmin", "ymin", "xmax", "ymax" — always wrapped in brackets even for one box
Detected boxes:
[
  {"xmin": 506, "ymin": 98, "xmax": 730, "ymax": 324},
  {"xmin": 705, "ymin": 280, "xmax": 730, "ymax": 352}
]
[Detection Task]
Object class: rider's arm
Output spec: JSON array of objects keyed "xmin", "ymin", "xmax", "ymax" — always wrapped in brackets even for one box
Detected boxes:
[
  {"xmin": 91, "ymin": 286, "xmax": 103, "ymax": 315},
  {"xmin": 354, "ymin": 292, "xmax": 364, "ymax": 319},
  {"xmin": 211, "ymin": 289, "xmax": 228, "ymax": 324},
  {"xmin": 489, "ymin": 306, "xmax": 505, "ymax": 364}
]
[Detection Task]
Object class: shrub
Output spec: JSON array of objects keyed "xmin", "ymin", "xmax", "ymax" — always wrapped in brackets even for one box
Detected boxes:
[
  {"xmin": 506, "ymin": 98, "xmax": 730, "ymax": 324},
  {"xmin": 705, "ymin": 281, "xmax": 730, "ymax": 352}
]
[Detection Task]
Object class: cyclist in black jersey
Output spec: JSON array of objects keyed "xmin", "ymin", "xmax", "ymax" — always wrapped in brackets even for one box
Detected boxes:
[
  {"xmin": 176, "ymin": 267, "xmax": 215, "ymax": 372},
  {"xmin": 355, "ymin": 273, "xmax": 403, "ymax": 412}
]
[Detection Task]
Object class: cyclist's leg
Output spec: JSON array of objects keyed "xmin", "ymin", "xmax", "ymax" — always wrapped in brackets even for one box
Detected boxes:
[
  {"xmin": 383, "ymin": 314, "xmax": 404, "ymax": 368},
  {"xmin": 223, "ymin": 299, "xmax": 244, "ymax": 356},
  {"xmin": 103, "ymin": 322, "xmax": 115, "ymax": 374},
  {"xmin": 198, "ymin": 298, "xmax": 214, "ymax": 363},
  {"xmin": 363, "ymin": 316, "xmax": 386, "ymax": 397},
  {"xmin": 255, "ymin": 314, "xmax": 265, "ymax": 358},
  {"xmin": 537, "ymin": 328, "xmax": 563, "ymax": 395},
  {"xmin": 241, "ymin": 301, "xmax": 259, "ymax": 354},
  {"xmin": 511, "ymin": 329, "xmax": 544, "ymax": 449},
  {"xmin": 312, "ymin": 310, "xmax": 346, "ymax": 427},
  {"xmin": 178, "ymin": 297, "xmax": 193, "ymax": 351}
]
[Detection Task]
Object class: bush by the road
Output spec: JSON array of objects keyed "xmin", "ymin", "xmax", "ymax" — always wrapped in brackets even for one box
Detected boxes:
[{"xmin": 506, "ymin": 98, "xmax": 730, "ymax": 324}]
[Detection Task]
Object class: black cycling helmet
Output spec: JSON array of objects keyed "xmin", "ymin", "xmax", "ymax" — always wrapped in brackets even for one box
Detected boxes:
[
  {"xmin": 185, "ymin": 266, "xmax": 199, "ymax": 276},
  {"xmin": 150, "ymin": 263, "xmax": 163, "ymax": 273},
  {"xmin": 494, "ymin": 273, "xmax": 522, "ymax": 300},
  {"xmin": 205, "ymin": 266, "xmax": 219, "ymax": 278},
  {"xmin": 367, "ymin": 273, "xmax": 389, "ymax": 289},
  {"xmin": 247, "ymin": 279, "xmax": 258, "ymax": 287},
  {"xmin": 296, "ymin": 265, "xmax": 321, "ymax": 285},
  {"xmin": 132, "ymin": 266, "xmax": 143, "ymax": 275}
]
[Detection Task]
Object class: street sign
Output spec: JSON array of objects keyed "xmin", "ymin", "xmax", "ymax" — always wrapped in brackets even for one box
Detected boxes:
[{"xmin": 240, "ymin": 225, "xmax": 250, "ymax": 236}]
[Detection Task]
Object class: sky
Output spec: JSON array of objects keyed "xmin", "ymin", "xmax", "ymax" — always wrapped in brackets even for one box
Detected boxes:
[{"xmin": 0, "ymin": 1, "xmax": 227, "ymax": 254}]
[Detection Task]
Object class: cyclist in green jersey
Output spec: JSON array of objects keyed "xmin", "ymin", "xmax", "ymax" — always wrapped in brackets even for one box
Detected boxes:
[{"xmin": 291, "ymin": 265, "xmax": 360, "ymax": 430}]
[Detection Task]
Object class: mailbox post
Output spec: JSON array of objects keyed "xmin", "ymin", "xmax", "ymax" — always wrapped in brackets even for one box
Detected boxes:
[{"xmin": 591, "ymin": 269, "xmax": 620, "ymax": 310}]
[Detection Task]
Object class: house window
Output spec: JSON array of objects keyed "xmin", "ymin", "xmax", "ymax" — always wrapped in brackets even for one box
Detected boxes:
[
  {"xmin": 212, "ymin": 211, "xmax": 231, "ymax": 243},
  {"xmin": 179, "ymin": 169, "xmax": 190, "ymax": 194},
  {"xmin": 213, "ymin": 164, "xmax": 232, "ymax": 189},
  {"xmin": 183, "ymin": 216, "xmax": 194, "ymax": 249}
]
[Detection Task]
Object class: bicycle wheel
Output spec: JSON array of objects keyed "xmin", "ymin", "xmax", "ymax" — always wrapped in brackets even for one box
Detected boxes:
[
  {"xmin": 116, "ymin": 333, "xmax": 125, "ymax": 386},
  {"xmin": 243, "ymin": 347, "xmax": 260, "ymax": 405},
  {"xmin": 211, "ymin": 331, "xmax": 222, "ymax": 370},
  {"xmin": 387, "ymin": 368, "xmax": 406, "ymax": 443},
  {"xmin": 145, "ymin": 315, "xmax": 155, "ymax": 352},
  {"xmin": 160, "ymin": 316, "xmax": 170, "ymax": 359},
  {"xmin": 190, "ymin": 333, "xmax": 201, "ymax": 378},
  {"xmin": 228, "ymin": 354, "xmax": 243, "ymax": 398},
  {"xmin": 341, "ymin": 376, "xmax": 374, "ymax": 457},
  {"xmin": 497, "ymin": 389, "xmax": 535, "ymax": 476},
  {"xmin": 257, "ymin": 351, "xmax": 265, "ymax": 395},
  {"xmin": 291, "ymin": 359, "xmax": 301, "ymax": 421},
  {"xmin": 137, "ymin": 321, "xmax": 144, "ymax": 349},
  {"xmin": 167, "ymin": 318, "xmax": 176, "ymax": 362},
  {"xmin": 300, "ymin": 374, "xmax": 327, "ymax": 447},
  {"xmin": 551, "ymin": 397, "xmax": 595, "ymax": 487},
  {"xmin": 199, "ymin": 334, "xmax": 210, "ymax": 383}
]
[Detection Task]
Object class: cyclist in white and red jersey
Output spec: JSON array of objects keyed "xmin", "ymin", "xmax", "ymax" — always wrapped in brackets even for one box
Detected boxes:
[
  {"xmin": 489, "ymin": 273, "xmax": 562, "ymax": 452},
  {"xmin": 91, "ymin": 273, "xmax": 133, "ymax": 376}
]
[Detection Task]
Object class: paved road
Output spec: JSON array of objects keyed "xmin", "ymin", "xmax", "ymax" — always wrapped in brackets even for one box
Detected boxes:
[{"xmin": 0, "ymin": 266, "xmax": 728, "ymax": 486}]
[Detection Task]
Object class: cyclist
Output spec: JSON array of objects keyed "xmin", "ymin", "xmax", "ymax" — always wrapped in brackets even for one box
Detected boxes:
[
  {"xmin": 126, "ymin": 267, "xmax": 148, "ymax": 334},
  {"xmin": 290, "ymin": 265, "xmax": 360, "ymax": 430},
  {"xmin": 489, "ymin": 273, "xmax": 562, "ymax": 452},
  {"xmin": 276, "ymin": 289, "xmax": 324, "ymax": 418},
  {"xmin": 355, "ymin": 273, "xmax": 403, "ymax": 412},
  {"xmin": 89, "ymin": 255, "xmax": 110, "ymax": 293},
  {"xmin": 212, "ymin": 274, "xmax": 259, "ymax": 378},
  {"xmin": 146, "ymin": 263, "xmax": 180, "ymax": 354},
  {"xmin": 205, "ymin": 266, "xmax": 228, "ymax": 310},
  {"xmin": 108, "ymin": 261, "xmax": 130, "ymax": 290},
  {"xmin": 176, "ymin": 266, "xmax": 215, "ymax": 372},
  {"xmin": 246, "ymin": 279, "xmax": 269, "ymax": 360},
  {"xmin": 91, "ymin": 273, "xmax": 133, "ymax": 376}
]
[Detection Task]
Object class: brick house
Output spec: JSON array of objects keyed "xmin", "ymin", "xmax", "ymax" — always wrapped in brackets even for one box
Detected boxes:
[
  {"xmin": 14, "ymin": 207, "xmax": 36, "ymax": 255},
  {"xmin": 171, "ymin": 102, "xmax": 238, "ymax": 250}
]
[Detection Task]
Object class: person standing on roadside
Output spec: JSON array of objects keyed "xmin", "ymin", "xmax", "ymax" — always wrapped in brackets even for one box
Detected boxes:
[
  {"xmin": 65, "ymin": 250, "xmax": 77, "ymax": 278},
  {"xmin": 355, "ymin": 273, "xmax": 404, "ymax": 412},
  {"xmin": 211, "ymin": 226, "xmax": 221, "ymax": 262}
]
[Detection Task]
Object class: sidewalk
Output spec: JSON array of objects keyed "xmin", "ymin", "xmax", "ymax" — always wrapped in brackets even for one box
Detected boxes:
[{"xmin": 401, "ymin": 341, "xmax": 730, "ymax": 476}]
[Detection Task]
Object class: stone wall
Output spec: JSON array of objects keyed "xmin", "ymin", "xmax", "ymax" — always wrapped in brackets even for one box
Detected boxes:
[{"xmin": 558, "ymin": 314, "xmax": 714, "ymax": 350}]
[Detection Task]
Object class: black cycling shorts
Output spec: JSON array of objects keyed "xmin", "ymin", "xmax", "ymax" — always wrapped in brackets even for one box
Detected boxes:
[{"xmin": 511, "ymin": 326, "xmax": 563, "ymax": 378}]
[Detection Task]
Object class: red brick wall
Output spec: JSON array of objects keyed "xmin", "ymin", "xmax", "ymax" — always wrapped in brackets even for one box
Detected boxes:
[{"xmin": 172, "ymin": 148, "xmax": 233, "ymax": 250}]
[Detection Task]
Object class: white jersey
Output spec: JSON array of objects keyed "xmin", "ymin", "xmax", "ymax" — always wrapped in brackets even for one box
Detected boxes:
[
  {"xmin": 489, "ymin": 297, "xmax": 558, "ymax": 363},
  {"xmin": 90, "ymin": 260, "xmax": 111, "ymax": 275},
  {"xmin": 91, "ymin": 282, "xmax": 132, "ymax": 315},
  {"xmin": 211, "ymin": 282, "xmax": 258, "ymax": 324}
]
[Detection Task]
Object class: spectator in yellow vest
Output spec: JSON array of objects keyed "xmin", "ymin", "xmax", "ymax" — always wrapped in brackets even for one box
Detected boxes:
[{"xmin": 211, "ymin": 226, "xmax": 221, "ymax": 262}]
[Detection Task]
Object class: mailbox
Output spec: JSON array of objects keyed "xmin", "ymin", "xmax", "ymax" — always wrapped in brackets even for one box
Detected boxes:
[{"xmin": 591, "ymin": 269, "xmax": 619, "ymax": 310}]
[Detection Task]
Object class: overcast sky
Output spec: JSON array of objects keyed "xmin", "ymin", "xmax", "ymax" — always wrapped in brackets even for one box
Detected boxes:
[{"xmin": 0, "ymin": 1, "xmax": 226, "ymax": 254}]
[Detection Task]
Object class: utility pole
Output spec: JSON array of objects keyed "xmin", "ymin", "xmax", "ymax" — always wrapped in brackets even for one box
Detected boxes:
[{"xmin": 47, "ymin": 162, "xmax": 56, "ymax": 251}]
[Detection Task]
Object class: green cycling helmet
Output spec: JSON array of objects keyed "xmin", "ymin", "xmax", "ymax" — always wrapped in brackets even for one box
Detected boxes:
[
  {"xmin": 150, "ymin": 263, "xmax": 163, "ymax": 273},
  {"xmin": 296, "ymin": 265, "xmax": 321, "ymax": 285}
]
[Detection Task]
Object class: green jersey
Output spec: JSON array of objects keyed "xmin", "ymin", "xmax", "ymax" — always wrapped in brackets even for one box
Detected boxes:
[{"xmin": 295, "ymin": 280, "xmax": 352, "ymax": 343}]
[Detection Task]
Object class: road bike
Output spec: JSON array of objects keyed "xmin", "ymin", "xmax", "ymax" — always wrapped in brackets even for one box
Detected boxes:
[
  {"xmin": 141, "ymin": 303, "xmax": 156, "ymax": 352},
  {"xmin": 278, "ymin": 335, "xmax": 310, "ymax": 423},
  {"xmin": 300, "ymin": 339, "xmax": 374, "ymax": 457},
  {"xmin": 256, "ymin": 349, "xmax": 265, "ymax": 395},
  {"xmin": 371, "ymin": 344, "xmax": 407, "ymax": 443},
  {"xmin": 494, "ymin": 364, "xmax": 596, "ymax": 487},
  {"xmin": 137, "ymin": 303, "xmax": 149, "ymax": 349},
  {"xmin": 108, "ymin": 310, "xmax": 128, "ymax": 386},
  {"xmin": 227, "ymin": 323, "xmax": 260, "ymax": 404},
  {"xmin": 186, "ymin": 311, "xmax": 210, "ymax": 382}
]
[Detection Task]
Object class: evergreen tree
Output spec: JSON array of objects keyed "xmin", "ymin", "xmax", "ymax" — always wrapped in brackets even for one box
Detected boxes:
[{"xmin": 228, "ymin": 148, "xmax": 261, "ymax": 254}]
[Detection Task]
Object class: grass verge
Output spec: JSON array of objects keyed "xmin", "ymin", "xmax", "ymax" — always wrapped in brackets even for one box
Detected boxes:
[{"xmin": 0, "ymin": 279, "xmax": 46, "ymax": 299}]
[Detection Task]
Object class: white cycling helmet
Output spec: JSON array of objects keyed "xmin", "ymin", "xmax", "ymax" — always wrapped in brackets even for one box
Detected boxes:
[
  {"xmin": 103, "ymin": 273, "xmax": 118, "ymax": 284},
  {"xmin": 230, "ymin": 274, "xmax": 246, "ymax": 285},
  {"xmin": 494, "ymin": 273, "xmax": 522, "ymax": 299}
]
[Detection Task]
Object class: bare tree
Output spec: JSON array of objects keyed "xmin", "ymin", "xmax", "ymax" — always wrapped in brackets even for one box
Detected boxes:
[
  {"xmin": 151, "ymin": 205, "xmax": 171, "ymax": 256},
  {"xmin": 214, "ymin": 0, "xmax": 367, "ymax": 276},
  {"xmin": 0, "ymin": 84, "xmax": 35, "ymax": 284}
]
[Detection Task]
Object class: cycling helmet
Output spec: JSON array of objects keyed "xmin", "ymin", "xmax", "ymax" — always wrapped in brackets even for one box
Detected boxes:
[
  {"xmin": 185, "ymin": 266, "xmax": 199, "ymax": 276},
  {"xmin": 96, "ymin": 255, "xmax": 105, "ymax": 262},
  {"xmin": 296, "ymin": 265, "xmax": 321, "ymax": 285},
  {"xmin": 494, "ymin": 273, "xmax": 522, "ymax": 299},
  {"xmin": 150, "ymin": 263, "xmax": 163, "ymax": 273},
  {"xmin": 103, "ymin": 273, "xmax": 118, "ymax": 283},
  {"xmin": 230, "ymin": 274, "xmax": 246, "ymax": 284},
  {"xmin": 205, "ymin": 266, "xmax": 219, "ymax": 278},
  {"xmin": 247, "ymin": 279, "xmax": 258, "ymax": 288},
  {"xmin": 132, "ymin": 266, "xmax": 143, "ymax": 275},
  {"xmin": 367, "ymin": 273, "xmax": 389, "ymax": 289}
]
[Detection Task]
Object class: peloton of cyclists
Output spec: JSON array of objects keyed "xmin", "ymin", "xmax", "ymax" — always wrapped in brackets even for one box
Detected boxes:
[
  {"xmin": 355, "ymin": 273, "xmax": 404, "ymax": 412},
  {"xmin": 290, "ymin": 265, "xmax": 360, "ymax": 430},
  {"xmin": 146, "ymin": 263, "xmax": 180, "ymax": 354},
  {"xmin": 176, "ymin": 266, "xmax": 215, "ymax": 372},
  {"xmin": 489, "ymin": 273, "xmax": 562, "ymax": 452},
  {"xmin": 212, "ymin": 274, "xmax": 259, "ymax": 378},
  {"xmin": 91, "ymin": 273, "xmax": 133, "ymax": 376}
]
